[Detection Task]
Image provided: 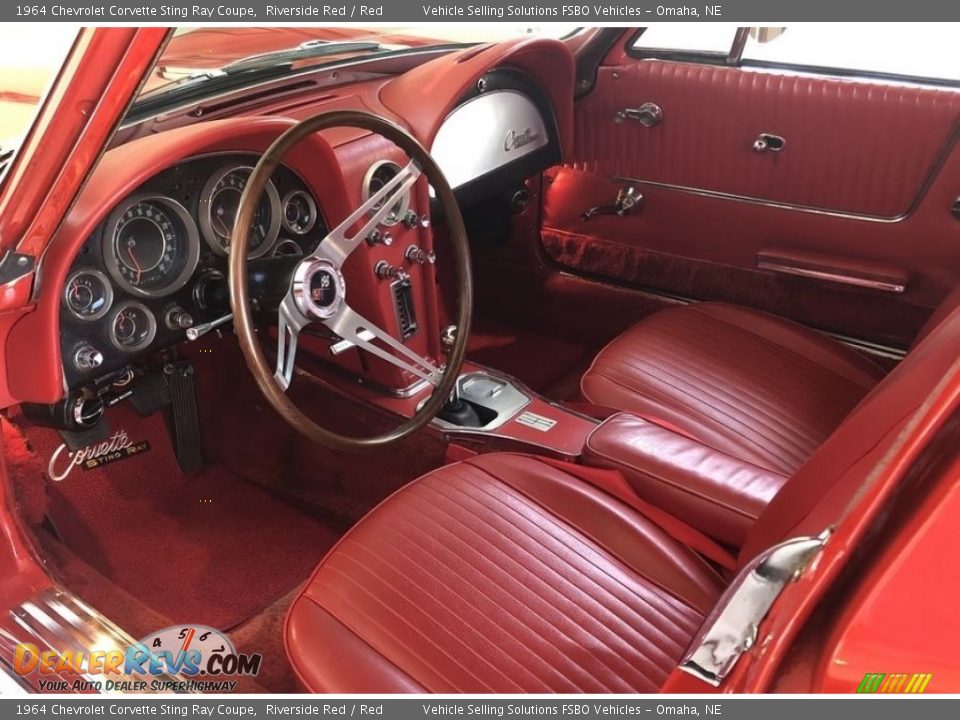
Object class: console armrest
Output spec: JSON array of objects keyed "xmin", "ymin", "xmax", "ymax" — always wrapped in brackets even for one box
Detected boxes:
[{"xmin": 582, "ymin": 413, "xmax": 789, "ymax": 547}]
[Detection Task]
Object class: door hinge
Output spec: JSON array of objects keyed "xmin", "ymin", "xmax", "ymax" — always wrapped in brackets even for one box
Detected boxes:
[{"xmin": 0, "ymin": 250, "xmax": 36, "ymax": 286}]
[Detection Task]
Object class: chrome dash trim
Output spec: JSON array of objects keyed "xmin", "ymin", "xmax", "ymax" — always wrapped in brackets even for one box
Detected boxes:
[{"xmin": 757, "ymin": 259, "xmax": 906, "ymax": 294}]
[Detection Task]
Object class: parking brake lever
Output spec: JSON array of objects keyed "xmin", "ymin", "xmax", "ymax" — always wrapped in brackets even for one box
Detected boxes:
[{"xmin": 581, "ymin": 186, "xmax": 642, "ymax": 221}]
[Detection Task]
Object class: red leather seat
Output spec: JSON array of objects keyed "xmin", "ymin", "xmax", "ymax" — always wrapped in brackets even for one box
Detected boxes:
[
  {"xmin": 580, "ymin": 302, "xmax": 886, "ymax": 476},
  {"xmin": 285, "ymin": 453, "xmax": 724, "ymax": 693},
  {"xmin": 286, "ymin": 302, "xmax": 960, "ymax": 693}
]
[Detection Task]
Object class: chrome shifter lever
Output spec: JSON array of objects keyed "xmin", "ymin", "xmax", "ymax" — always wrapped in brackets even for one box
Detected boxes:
[{"xmin": 581, "ymin": 186, "xmax": 642, "ymax": 221}]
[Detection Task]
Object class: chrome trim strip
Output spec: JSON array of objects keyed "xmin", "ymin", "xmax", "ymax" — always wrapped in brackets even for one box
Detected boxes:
[
  {"xmin": 552, "ymin": 270, "xmax": 908, "ymax": 361},
  {"xmin": 825, "ymin": 332, "xmax": 907, "ymax": 361},
  {"xmin": 0, "ymin": 586, "xmax": 181, "ymax": 693},
  {"xmin": 757, "ymin": 259, "xmax": 906, "ymax": 293},
  {"xmin": 612, "ymin": 116, "xmax": 960, "ymax": 223},
  {"xmin": 680, "ymin": 531, "xmax": 830, "ymax": 686}
]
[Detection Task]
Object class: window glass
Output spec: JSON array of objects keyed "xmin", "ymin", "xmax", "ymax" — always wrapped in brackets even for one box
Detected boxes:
[
  {"xmin": 743, "ymin": 25, "xmax": 960, "ymax": 83},
  {"xmin": 630, "ymin": 25, "xmax": 738, "ymax": 57},
  {"xmin": 0, "ymin": 25, "xmax": 78, "ymax": 148}
]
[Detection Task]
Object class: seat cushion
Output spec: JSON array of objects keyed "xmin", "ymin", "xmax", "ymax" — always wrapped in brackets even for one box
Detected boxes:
[
  {"xmin": 581, "ymin": 303, "xmax": 886, "ymax": 476},
  {"xmin": 285, "ymin": 453, "xmax": 725, "ymax": 693}
]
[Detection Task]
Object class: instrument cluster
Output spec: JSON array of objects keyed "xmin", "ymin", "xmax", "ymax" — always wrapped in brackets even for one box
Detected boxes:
[{"xmin": 60, "ymin": 153, "xmax": 327, "ymax": 389}]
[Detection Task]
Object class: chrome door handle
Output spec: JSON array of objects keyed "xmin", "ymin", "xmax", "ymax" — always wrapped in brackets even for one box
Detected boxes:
[
  {"xmin": 582, "ymin": 187, "xmax": 643, "ymax": 221},
  {"xmin": 753, "ymin": 133, "xmax": 786, "ymax": 153},
  {"xmin": 615, "ymin": 102, "xmax": 662, "ymax": 127}
]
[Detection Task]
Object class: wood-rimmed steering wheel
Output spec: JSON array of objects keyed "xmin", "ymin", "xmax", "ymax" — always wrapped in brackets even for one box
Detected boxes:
[{"xmin": 228, "ymin": 110, "xmax": 472, "ymax": 452}]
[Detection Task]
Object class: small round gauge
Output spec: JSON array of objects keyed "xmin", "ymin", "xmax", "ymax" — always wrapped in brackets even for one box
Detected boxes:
[
  {"xmin": 64, "ymin": 269, "xmax": 114, "ymax": 321},
  {"xmin": 281, "ymin": 190, "xmax": 318, "ymax": 235},
  {"xmin": 363, "ymin": 160, "xmax": 410, "ymax": 227},
  {"xmin": 200, "ymin": 165, "xmax": 281, "ymax": 258},
  {"xmin": 108, "ymin": 301, "xmax": 157, "ymax": 352},
  {"xmin": 272, "ymin": 238, "xmax": 304, "ymax": 258},
  {"xmin": 103, "ymin": 195, "xmax": 200, "ymax": 298}
]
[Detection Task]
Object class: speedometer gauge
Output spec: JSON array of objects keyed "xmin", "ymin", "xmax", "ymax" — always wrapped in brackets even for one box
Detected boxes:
[
  {"xmin": 199, "ymin": 164, "xmax": 280, "ymax": 258},
  {"xmin": 102, "ymin": 195, "xmax": 200, "ymax": 298}
]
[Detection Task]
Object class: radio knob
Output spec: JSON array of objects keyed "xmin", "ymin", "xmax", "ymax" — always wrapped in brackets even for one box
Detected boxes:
[
  {"xmin": 74, "ymin": 345, "xmax": 104, "ymax": 371},
  {"xmin": 367, "ymin": 230, "xmax": 393, "ymax": 247},
  {"xmin": 374, "ymin": 261, "xmax": 409, "ymax": 281},
  {"xmin": 165, "ymin": 307, "xmax": 194, "ymax": 330},
  {"xmin": 405, "ymin": 245, "xmax": 436, "ymax": 265},
  {"xmin": 403, "ymin": 211, "xmax": 430, "ymax": 230}
]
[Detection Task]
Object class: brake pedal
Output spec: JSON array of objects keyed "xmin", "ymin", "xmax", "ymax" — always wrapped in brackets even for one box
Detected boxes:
[{"xmin": 166, "ymin": 363, "xmax": 204, "ymax": 474}]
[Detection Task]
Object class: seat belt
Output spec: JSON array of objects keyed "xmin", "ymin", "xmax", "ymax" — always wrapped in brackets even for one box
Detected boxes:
[{"xmin": 536, "ymin": 457, "xmax": 738, "ymax": 571}]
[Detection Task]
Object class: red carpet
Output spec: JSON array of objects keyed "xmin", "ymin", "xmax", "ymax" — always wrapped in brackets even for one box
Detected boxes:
[
  {"xmin": 18, "ymin": 405, "xmax": 339, "ymax": 631},
  {"xmin": 467, "ymin": 319, "xmax": 592, "ymax": 394}
]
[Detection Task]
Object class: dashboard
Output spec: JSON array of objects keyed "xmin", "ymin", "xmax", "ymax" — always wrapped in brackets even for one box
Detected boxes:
[
  {"xmin": 4, "ymin": 36, "xmax": 576, "ymax": 411},
  {"xmin": 59, "ymin": 154, "xmax": 328, "ymax": 388}
]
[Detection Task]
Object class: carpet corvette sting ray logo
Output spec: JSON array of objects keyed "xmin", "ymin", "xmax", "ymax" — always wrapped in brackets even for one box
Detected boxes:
[{"xmin": 47, "ymin": 429, "xmax": 150, "ymax": 481}]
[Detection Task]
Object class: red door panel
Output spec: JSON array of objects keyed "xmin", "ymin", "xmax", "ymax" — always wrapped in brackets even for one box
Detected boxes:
[
  {"xmin": 571, "ymin": 62, "xmax": 960, "ymax": 217},
  {"xmin": 543, "ymin": 51, "xmax": 960, "ymax": 347}
]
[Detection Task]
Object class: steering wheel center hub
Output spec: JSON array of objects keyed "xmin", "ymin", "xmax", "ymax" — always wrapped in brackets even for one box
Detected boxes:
[{"xmin": 293, "ymin": 259, "xmax": 345, "ymax": 320}]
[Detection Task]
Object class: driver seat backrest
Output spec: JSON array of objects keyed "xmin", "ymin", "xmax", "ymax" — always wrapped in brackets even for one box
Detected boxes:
[{"xmin": 738, "ymin": 300, "xmax": 960, "ymax": 564}]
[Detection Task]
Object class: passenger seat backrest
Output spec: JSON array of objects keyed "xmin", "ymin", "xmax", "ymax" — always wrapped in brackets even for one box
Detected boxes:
[{"xmin": 740, "ymin": 304, "xmax": 960, "ymax": 564}]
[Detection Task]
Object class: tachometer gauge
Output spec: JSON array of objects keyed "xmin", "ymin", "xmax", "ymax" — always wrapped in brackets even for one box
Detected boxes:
[
  {"xmin": 363, "ymin": 160, "xmax": 410, "ymax": 227},
  {"xmin": 200, "ymin": 164, "xmax": 280, "ymax": 258},
  {"xmin": 102, "ymin": 195, "xmax": 200, "ymax": 298},
  {"xmin": 281, "ymin": 190, "xmax": 318, "ymax": 235},
  {"xmin": 64, "ymin": 269, "xmax": 113, "ymax": 321},
  {"xmin": 108, "ymin": 301, "xmax": 157, "ymax": 352}
]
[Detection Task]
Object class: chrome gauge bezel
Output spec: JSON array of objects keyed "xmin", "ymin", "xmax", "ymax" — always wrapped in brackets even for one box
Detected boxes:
[
  {"xmin": 102, "ymin": 193, "xmax": 200, "ymax": 298},
  {"xmin": 272, "ymin": 238, "xmax": 305, "ymax": 258},
  {"xmin": 107, "ymin": 301, "xmax": 157, "ymax": 353},
  {"xmin": 281, "ymin": 189, "xmax": 319, "ymax": 235},
  {"xmin": 362, "ymin": 160, "xmax": 411, "ymax": 227},
  {"xmin": 63, "ymin": 269, "xmax": 114, "ymax": 322},
  {"xmin": 199, "ymin": 163, "xmax": 281, "ymax": 258}
]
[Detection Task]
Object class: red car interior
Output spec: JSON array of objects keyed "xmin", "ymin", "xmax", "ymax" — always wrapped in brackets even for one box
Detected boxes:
[{"xmin": 1, "ymin": 27, "xmax": 959, "ymax": 694}]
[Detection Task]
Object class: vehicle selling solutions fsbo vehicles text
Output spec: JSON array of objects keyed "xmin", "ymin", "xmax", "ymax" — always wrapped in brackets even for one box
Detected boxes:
[{"xmin": 419, "ymin": 5, "xmax": 720, "ymax": 17}]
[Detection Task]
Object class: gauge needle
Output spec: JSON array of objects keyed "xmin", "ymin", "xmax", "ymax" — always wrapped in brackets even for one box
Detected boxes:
[
  {"xmin": 213, "ymin": 214, "xmax": 232, "ymax": 239},
  {"xmin": 125, "ymin": 239, "xmax": 143, "ymax": 285}
]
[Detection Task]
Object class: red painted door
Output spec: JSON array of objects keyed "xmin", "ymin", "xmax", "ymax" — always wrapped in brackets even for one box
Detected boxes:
[{"xmin": 0, "ymin": 26, "xmax": 166, "ymax": 637}]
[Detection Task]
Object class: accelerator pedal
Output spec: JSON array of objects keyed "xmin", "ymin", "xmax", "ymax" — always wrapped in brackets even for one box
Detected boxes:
[{"xmin": 165, "ymin": 362, "xmax": 204, "ymax": 474}]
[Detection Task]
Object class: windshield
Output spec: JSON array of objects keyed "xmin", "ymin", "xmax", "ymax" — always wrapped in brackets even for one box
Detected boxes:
[
  {"xmin": 138, "ymin": 25, "xmax": 580, "ymax": 99},
  {"xmin": 0, "ymin": 24, "xmax": 78, "ymax": 156}
]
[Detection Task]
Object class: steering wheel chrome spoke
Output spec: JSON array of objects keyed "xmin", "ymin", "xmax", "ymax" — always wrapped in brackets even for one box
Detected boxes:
[
  {"xmin": 324, "ymin": 304, "xmax": 443, "ymax": 386},
  {"xmin": 314, "ymin": 158, "xmax": 422, "ymax": 265},
  {"xmin": 275, "ymin": 293, "xmax": 309, "ymax": 391},
  {"xmin": 229, "ymin": 110, "xmax": 471, "ymax": 451}
]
